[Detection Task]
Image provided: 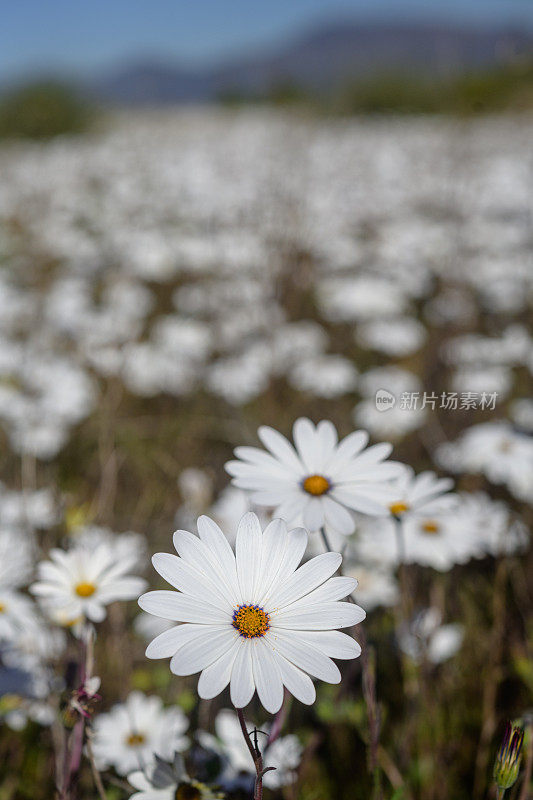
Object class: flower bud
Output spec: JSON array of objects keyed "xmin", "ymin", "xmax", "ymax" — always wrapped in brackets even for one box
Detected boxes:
[{"xmin": 493, "ymin": 722, "xmax": 524, "ymax": 791}]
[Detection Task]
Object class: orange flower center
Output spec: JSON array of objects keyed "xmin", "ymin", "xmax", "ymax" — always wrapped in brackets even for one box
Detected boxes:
[
  {"xmin": 75, "ymin": 582, "xmax": 96, "ymax": 598},
  {"xmin": 421, "ymin": 520, "xmax": 440, "ymax": 535},
  {"xmin": 303, "ymin": 474, "xmax": 330, "ymax": 496},
  {"xmin": 232, "ymin": 604, "xmax": 270, "ymax": 639},
  {"xmin": 0, "ymin": 602, "xmax": 5, "ymax": 613},
  {"xmin": 389, "ymin": 501, "xmax": 410, "ymax": 516},
  {"xmin": 126, "ymin": 733, "xmax": 146, "ymax": 747}
]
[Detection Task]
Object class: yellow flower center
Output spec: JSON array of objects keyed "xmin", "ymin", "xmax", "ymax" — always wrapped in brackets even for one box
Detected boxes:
[
  {"xmin": 75, "ymin": 582, "xmax": 96, "ymax": 598},
  {"xmin": 303, "ymin": 474, "xmax": 330, "ymax": 496},
  {"xmin": 232, "ymin": 604, "xmax": 270, "ymax": 639},
  {"xmin": 175, "ymin": 786, "xmax": 202, "ymax": 800},
  {"xmin": 421, "ymin": 520, "xmax": 440, "ymax": 535},
  {"xmin": 126, "ymin": 733, "xmax": 146, "ymax": 747},
  {"xmin": 389, "ymin": 501, "xmax": 410, "ymax": 516},
  {"xmin": 0, "ymin": 602, "xmax": 5, "ymax": 613}
]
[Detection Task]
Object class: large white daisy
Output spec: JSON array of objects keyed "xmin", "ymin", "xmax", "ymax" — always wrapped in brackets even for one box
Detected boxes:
[
  {"xmin": 31, "ymin": 542, "xmax": 147, "ymax": 623},
  {"xmin": 138, "ymin": 512, "xmax": 364, "ymax": 714},
  {"xmin": 225, "ymin": 418, "xmax": 405, "ymax": 536}
]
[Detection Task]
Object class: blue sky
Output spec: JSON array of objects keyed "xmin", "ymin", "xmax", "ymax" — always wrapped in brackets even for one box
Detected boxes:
[{"xmin": 2, "ymin": 0, "xmax": 533, "ymax": 79}]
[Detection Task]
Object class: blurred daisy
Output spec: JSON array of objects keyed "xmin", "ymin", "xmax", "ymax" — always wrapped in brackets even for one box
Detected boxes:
[
  {"xmin": 92, "ymin": 692, "xmax": 188, "ymax": 776},
  {"xmin": 200, "ymin": 708, "xmax": 301, "ymax": 790},
  {"xmin": 436, "ymin": 422, "xmax": 533, "ymax": 502},
  {"xmin": 355, "ymin": 490, "xmax": 522, "ymax": 572},
  {"xmin": 31, "ymin": 543, "xmax": 147, "ymax": 623},
  {"xmin": 399, "ymin": 609, "xmax": 463, "ymax": 664},
  {"xmin": 139, "ymin": 512, "xmax": 364, "ymax": 714},
  {"xmin": 127, "ymin": 753, "xmax": 223, "ymax": 800},
  {"xmin": 342, "ymin": 565, "xmax": 399, "ymax": 612},
  {"xmin": 385, "ymin": 468, "xmax": 456, "ymax": 520},
  {"xmin": 288, "ymin": 355, "xmax": 358, "ymax": 398},
  {"xmin": 356, "ymin": 317, "xmax": 426, "ymax": 356},
  {"xmin": 225, "ymin": 418, "xmax": 404, "ymax": 536}
]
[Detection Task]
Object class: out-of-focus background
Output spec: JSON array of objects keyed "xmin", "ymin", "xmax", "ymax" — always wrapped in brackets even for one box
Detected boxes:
[{"xmin": 0, "ymin": 2, "xmax": 532, "ymax": 799}]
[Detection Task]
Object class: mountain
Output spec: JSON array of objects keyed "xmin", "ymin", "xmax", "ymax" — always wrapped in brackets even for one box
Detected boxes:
[{"xmin": 92, "ymin": 20, "xmax": 533, "ymax": 105}]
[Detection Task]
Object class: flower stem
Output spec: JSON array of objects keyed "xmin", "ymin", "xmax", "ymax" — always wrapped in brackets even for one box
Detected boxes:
[{"xmin": 236, "ymin": 708, "xmax": 265, "ymax": 800}]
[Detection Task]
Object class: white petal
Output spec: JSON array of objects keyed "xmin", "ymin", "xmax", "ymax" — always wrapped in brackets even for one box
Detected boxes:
[
  {"xmin": 258, "ymin": 526, "xmax": 307, "ymax": 605},
  {"xmin": 273, "ymin": 652, "xmax": 316, "ymax": 705},
  {"xmin": 330, "ymin": 488, "xmax": 388, "ymax": 516},
  {"xmin": 173, "ymin": 529, "xmax": 241, "ymax": 606},
  {"xmin": 297, "ymin": 630, "xmax": 362, "ymax": 659},
  {"xmin": 303, "ymin": 497, "xmax": 326, "ymax": 532},
  {"xmin": 316, "ymin": 420, "xmax": 338, "ymax": 461},
  {"xmin": 258, "ymin": 426, "xmax": 305, "ymax": 472},
  {"xmin": 198, "ymin": 639, "xmax": 241, "ymax": 699},
  {"xmin": 326, "ymin": 430, "xmax": 369, "ymax": 470},
  {"xmin": 293, "ymin": 418, "xmax": 321, "ymax": 472},
  {"xmin": 138, "ymin": 591, "xmax": 228, "ymax": 624},
  {"xmin": 235, "ymin": 512, "xmax": 263, "ymax": 601},
  {"xmin": 252, "ymin": 639, "xmax": 284, "ymax": 713},
  {"xmin": 268, "ymin": 631, "xmax": 340, "ymax": 683},
  {"xmin": 273, "ymin": 552, "xmax": 342, "ymax": 610},
  {"xmin": 145, "ymin": 624, "xmax": 199, "ymax": 658},
  {"xmin": 274, "ymin": 601, "xmax": 365, "ymax": 630},
  {"xmin": 230, "ymin": 641, "xmax": 255, "ymax": 708},
  {"xmin": 258, "ymin": 518, "xmax": 288, "ymax": 601},
  {"xmin": 151, "ymin": 552, "xmax": 231, "ymax": 611},
  {"xmin": 285, "ymin": 576, "xmax": 357, "ymax": 608},
  {"xmin": 321, "ymin": 496, "xmax": 355, "ymax": 535},
  {"xmin": 170, "ymin": 628, "xmax": 236, "ymax": 676}
]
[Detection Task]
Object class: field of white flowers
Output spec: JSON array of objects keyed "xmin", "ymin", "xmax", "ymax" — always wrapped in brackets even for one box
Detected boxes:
[{"xmin": 0, "ymin": 108, "xmax": 531, "ymax": 800}]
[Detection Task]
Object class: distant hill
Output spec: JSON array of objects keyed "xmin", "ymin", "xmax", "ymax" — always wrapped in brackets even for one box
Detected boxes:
[{"xmin": 91, "ymin": 20, "xmax": 533, "ymax": 105}]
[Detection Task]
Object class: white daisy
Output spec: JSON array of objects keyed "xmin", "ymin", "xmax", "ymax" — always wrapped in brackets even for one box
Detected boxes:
[
  {"xmin": 139, "ymin": 512, "xmax": 364, "ymax": 714},
  {"xmin": 225, "ymin": 418, "xmax": 404, "ymax": 536},
  {"xmin": 31, "ymin": 542, "xmax": 147, "ymax": 623},
  {"xmin": 384, "ymin": 468, "xmax": 456, "ymax": 520},
  {"xmin": 435, "ymin": 422, "xmax": 533, "ymax": 502},
  {"xmin": 92, "ymin": 692, "xmax": 188, "ymax": 776}
]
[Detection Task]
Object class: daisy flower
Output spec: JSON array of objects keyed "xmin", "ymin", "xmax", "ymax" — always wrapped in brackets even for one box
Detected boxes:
[
  {"xmin": 225, "ymin": 418, "xmax": 404, "ymax": 536},
  {"xmin": 139, "ymin": 512, "xmax": 364, "ymax": 714},
  {"xmin": 91, "ymin": 692, "xmax": 188, "ymax": 776},
  {"xmin": 31, "ymin": 542, "xmax": 147, "ymax": 623},
  {"xmin": 127, "ymin": 753, "xmax": 223, "ymax": 800},
  {"xmin": 385, "ymin": 468, "xmax": 456, "ymax": 520}
]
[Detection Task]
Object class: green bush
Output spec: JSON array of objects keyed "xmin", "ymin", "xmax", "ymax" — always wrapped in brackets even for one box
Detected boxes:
[{"xmin": 0, "ymin": 81, "xmax": 92, "ymax": 140}]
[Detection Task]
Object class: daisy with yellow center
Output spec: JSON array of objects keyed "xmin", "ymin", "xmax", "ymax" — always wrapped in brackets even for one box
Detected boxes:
[
  {"xmin": 91, "ymin": 691, "xmax": 188, "ymax": 776},
  {"xmin": 139, "ymin": 512, "xmax": 365, "ymax": 714},
  {"xmin": 31, "ymin": 543, "xmax": 147, "ymax": 624},
  {"xmin": 75, "ymin": 582, "xmax": 96, "ymax": 598},
  {"xmin": 126, "ymin": 733, "xmax": 146, "ymax": 747},
  {"xmin": 389, "ymin": 501, "xmax": 410, "ymax": 517},
  {"xmin": 303, "ymin": 474, "xmax": 331, "ymax": 496},
  {"xmin": 421, "ymin": 520, "xmax": 440, "ymax": 535},
  {"xmin": 226, "ymin": 418, "xmax": 405, "ymax": 536}
]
